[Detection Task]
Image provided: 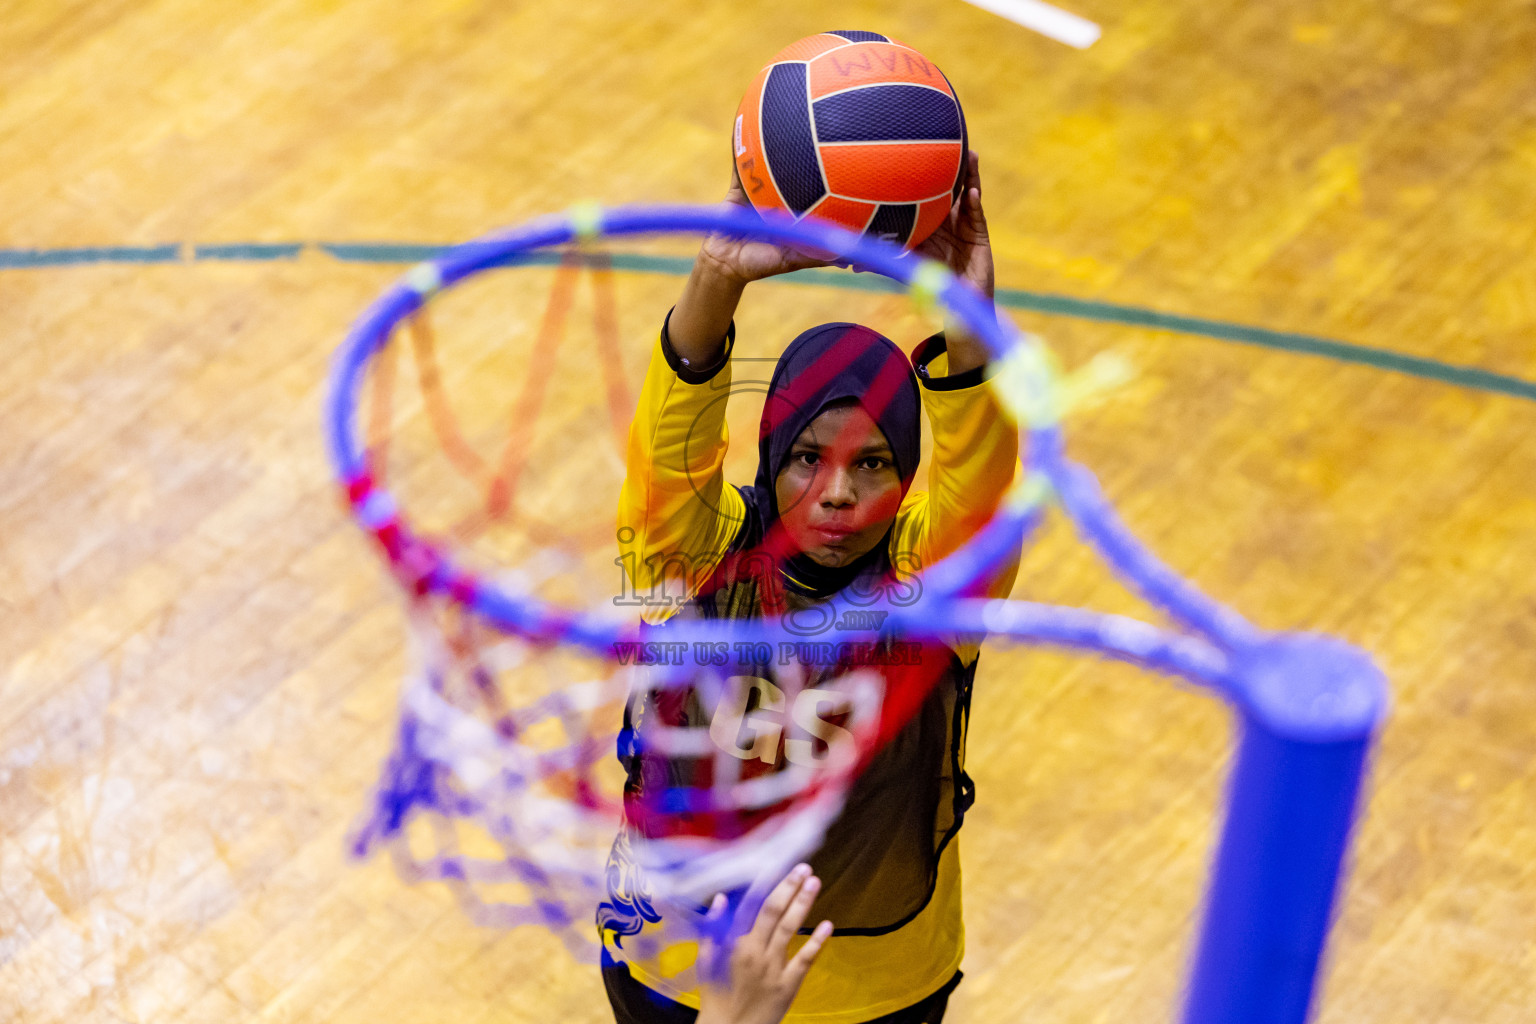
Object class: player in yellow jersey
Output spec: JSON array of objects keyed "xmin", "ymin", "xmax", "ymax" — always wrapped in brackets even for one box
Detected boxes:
[{"xmin": 600, "ymin": 152, "xmax": 1019, "ymax": 1024}]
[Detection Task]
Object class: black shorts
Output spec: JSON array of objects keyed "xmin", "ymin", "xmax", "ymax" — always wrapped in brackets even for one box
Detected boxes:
[{"xmin": 601, "ymin": 950, "xmax": 961, "ymax": 1024}]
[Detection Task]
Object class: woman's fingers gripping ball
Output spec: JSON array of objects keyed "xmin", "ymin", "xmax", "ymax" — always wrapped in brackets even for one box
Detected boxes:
[
  {"xmin": 700, "ymin": 167, "xmax": 833, "ymax": 283},
  {"xmin": 696, "ymin": 864, "xmax": 835, "ymax": 1024}
]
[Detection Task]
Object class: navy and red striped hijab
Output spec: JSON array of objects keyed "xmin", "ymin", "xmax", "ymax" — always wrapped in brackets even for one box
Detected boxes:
[{"xmin": 739, "ymin": 322, "xmax": 922, "ymax": 596}]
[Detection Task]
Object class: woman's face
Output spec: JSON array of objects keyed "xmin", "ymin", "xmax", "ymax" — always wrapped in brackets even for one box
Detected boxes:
[{"xmin": 774, "ymin": 403, "xmax": 904, "ymax": 568}]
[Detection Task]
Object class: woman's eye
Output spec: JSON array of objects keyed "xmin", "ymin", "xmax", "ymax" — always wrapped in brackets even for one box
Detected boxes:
[
  {"xmin": 796, "ymin": 451, "xmax": 819, "ymax": 467},
  {"xmin": 860, "ymin": 457, "xmax": 889, "ymax": 471}
]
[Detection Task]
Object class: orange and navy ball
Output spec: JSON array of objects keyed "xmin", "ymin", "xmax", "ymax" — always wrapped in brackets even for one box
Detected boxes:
[{"xmin": 733, "ymin": 30, "xmax": 967, "ymax": 251}]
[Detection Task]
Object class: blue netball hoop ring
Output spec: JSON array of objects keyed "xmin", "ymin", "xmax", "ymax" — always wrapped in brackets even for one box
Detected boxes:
[{"xmin": 327, "ymin": 201, "xmax": 1387, "ymax": 1024}]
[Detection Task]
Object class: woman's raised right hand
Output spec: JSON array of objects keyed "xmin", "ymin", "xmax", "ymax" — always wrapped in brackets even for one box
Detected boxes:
[{"xmin": 697, "ymin": 166, "xmax": 833, "ymax": 284}]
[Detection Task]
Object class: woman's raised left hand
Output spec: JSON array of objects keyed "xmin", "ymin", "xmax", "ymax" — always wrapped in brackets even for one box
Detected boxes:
[{"xmin": 915, "ymin": 149, "xmax": 993, "ymax": 302}]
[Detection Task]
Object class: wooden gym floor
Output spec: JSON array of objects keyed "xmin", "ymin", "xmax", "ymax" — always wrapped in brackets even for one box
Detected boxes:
[{"xmin": 2, "ymin": 1, "xmax": 1533, "ymax": 1021}]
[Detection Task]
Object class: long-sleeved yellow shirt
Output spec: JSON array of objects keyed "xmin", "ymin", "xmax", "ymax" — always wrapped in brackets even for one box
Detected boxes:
[{"xmin": 602, "ymin": 326, "xmax": 1020, "ymax": 1023}]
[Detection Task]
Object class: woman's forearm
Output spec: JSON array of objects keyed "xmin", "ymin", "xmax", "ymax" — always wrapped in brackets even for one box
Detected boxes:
[
  {"xmin": 670, "ymin": 252, "xmax": 747, "ymax": 365},
  {"xmin": 941, "ymin": 307, "xmax": 992, "ymax": 376}
]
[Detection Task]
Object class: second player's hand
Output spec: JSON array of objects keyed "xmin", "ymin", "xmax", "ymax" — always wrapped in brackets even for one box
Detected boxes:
[{"xmin": 696, "ymin": 864, "xmax": 834, "ymax": 1024}]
